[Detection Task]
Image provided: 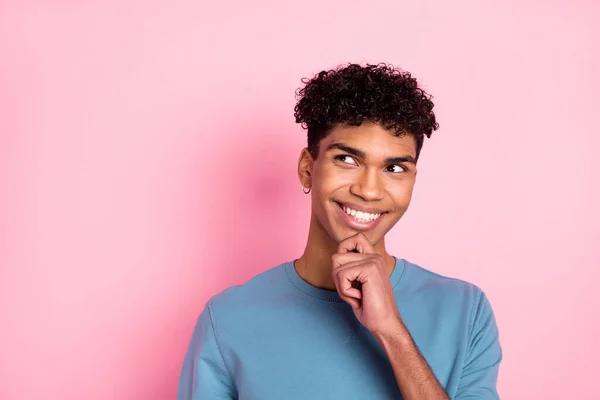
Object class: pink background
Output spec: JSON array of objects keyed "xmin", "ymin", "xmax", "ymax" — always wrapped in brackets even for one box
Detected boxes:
[{"xmin": 1, "ymin": 1, "xmax": 599, "ymax": 399}]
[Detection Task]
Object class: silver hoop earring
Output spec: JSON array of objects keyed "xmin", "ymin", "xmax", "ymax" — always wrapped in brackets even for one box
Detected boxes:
[{"xmin": 302, "ymin": 185, "xmax": 311, "ymax": 194}]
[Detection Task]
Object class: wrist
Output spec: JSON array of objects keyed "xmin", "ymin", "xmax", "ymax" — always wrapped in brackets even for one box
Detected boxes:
[{"xmin": 372, "ymin": 317, "xmax": 412, "ymax": 347}]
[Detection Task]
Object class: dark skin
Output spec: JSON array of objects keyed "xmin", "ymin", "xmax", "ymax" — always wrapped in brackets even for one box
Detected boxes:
[
  {"xmin": 295, "ymin": 121, "xmax": 448, "ymax": 400},
  {"xmin": 295, "ymin": 121, "xmax": 416, "ymax": 291}
]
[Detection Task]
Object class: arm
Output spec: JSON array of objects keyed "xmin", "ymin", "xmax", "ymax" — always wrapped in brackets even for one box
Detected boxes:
[
  {"xmin": 331, "ymin": 234, "xmax": 501, "ymax": 399},
  {"xmin": 374, "ymin": 319, "xmax": 449, "ymax": 400},
  {"xmin": 331, "ymin": 233, "xmax": 448, "ymax": 399},
  {"xmin": 177, "ymin": 301, "xmax": 237, "ymax": 400},
  {"xmin": 455, "ymin": 291, "xmax": 502, "ymax": 399},
  {"xmin": 376, "ymin": 291, "xmax": 502, "ymax": 400}
]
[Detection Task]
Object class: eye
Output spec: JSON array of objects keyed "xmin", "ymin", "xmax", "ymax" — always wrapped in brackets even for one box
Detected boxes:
[
  {"xmin": 334, "ymin": 155, "xmax": 357, "ymax": 165},
  {"xmin": 387, "ymin": 164, "xmax": 406, "ymax": 173}
]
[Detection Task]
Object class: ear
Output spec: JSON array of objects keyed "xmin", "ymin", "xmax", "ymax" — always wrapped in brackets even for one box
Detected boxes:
[{"xmin": 297, "ymin": 148, "xmax": 313, "ymax": 189}]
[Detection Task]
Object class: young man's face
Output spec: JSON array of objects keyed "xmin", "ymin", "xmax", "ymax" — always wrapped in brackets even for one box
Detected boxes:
[{"xmin": 301, "ymin": 121, "xmax": 418, "ymax": 247}]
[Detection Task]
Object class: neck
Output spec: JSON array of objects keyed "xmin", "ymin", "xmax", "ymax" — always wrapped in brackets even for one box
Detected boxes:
[{"xmin": 295, "ymin": 213, "xmax": 395, "ymax": 291}]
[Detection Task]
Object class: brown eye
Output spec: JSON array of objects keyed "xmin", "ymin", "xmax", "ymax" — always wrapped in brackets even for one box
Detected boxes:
[
  {"xmin": 334, "ymin": 155, "xmax": 357, "ymax": 165},
  {"xmin": 387, "ymin": 164, "xmax": 406, "ymax": 173}
]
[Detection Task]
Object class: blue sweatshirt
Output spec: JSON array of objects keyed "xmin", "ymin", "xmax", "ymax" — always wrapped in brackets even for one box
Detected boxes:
[{"xmin": 177, "ymin": 258, "xmax": 502, "ymax": 399}]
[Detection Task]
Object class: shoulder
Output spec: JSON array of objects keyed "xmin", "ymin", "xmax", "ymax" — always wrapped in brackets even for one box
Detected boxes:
[
  {"xmin": 195, "ymin": 261, "xmax": 299, "ymax": 347},
  {"xmin": 402, "ymin": 259, "xmax": 483, "ymax": 294},
  {"xmin": 205, "ymin": 261, "xmax": 292, "ymax": 316},
  {"xmin": 399, "ymin": 259, "xmax": 488, "ymax": 318}
]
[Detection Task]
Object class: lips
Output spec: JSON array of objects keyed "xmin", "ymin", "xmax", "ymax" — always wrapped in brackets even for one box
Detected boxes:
[{"xmin": 335, "ymin": 201, "xmax": 386, "ymax": 231}]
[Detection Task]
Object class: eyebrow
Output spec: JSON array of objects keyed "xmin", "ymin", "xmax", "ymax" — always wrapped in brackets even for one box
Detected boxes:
[{"xmin": 326, "ymin": 143, "xmax": 417, "ymax": 164}]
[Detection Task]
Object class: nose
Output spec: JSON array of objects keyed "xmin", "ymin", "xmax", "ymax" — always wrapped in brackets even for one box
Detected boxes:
[{"xmin": 350, "ymin": 168, "xmax": 384, "ymax": 201}]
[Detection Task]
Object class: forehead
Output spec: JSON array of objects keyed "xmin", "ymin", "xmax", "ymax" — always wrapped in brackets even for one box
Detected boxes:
[{"xmin": 322, "ymin": 122, "xmax": 416, "ymax": 158}]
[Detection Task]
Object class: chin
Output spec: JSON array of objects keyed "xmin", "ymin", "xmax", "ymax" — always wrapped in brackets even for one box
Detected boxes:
[{"xmin": 330, "ymin": 226, "xmax": 383, "ymax": 246}]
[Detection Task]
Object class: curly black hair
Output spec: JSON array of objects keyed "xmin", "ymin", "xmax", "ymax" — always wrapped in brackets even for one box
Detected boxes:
[{"xmin": 294, "ymin": 63, "xmax": 439, "ymax": 161}]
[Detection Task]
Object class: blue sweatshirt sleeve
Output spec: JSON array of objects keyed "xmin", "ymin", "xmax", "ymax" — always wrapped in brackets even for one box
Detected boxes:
[
  {"xmin": 177, "ymin": 301, "xmax": 237, "ymax": 400},
  {"xmin": 455, "ymin": 291, "xmax": 503, "ymax": 399}
]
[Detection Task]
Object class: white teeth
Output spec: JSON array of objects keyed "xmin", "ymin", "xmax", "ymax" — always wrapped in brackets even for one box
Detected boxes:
[{"xmin": 342, "ymin": 205, "xmax": 381, "ymax": 222}]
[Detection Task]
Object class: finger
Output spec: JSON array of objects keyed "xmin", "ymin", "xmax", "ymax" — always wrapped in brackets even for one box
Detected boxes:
[
  {"xmin": 335, "ymin": 283, "xmax": 362, "ymax": 310},
  {"xmin": 332, "ymin": 263, "xmax": 366, "ymax": 300},
  {"xmin": 340, "ymin": 276, "xmax": 363, "ymax": 310},
  {"xmin": 331, "ymin": 252, "xmax": 375, "ymax": 269},
  {"xmin": 338, "ymin": 232, "xmax": 376, "ymax": 254},
  {"xmin": 333, "ymin": 259, "xmax": 382, "ymax": 295},
  {"xmin": 342, "ymin": 296, "xmax": 361, "ymax": 310},
  {"xmin": 342, "ymin": 287, "xmax": 363, "ymax": 300},
  {"xmin": 343, "ymin": 289, "xmax": 362, "ymax": 310}
]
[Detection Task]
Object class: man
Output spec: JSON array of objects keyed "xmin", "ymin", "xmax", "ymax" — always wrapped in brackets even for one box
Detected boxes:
[{"xmin": 178, "ymin": 63, "xmax": 502, "ymax": 399}]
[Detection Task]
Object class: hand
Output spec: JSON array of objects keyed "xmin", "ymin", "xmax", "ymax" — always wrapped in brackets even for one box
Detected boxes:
[{"xmin": 331, "ymin": 233, "xmax": 402, "ymax": 335}]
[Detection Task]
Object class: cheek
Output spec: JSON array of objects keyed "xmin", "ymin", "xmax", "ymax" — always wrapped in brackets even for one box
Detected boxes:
[
  {"xmin": 314, "ymin": 166, "xmax": 350, "ymax": 197},
  {"xmin": 309, "ymin": 175, "xmax": 337, "ymax": 215},
  {"xmin": 389, "ymin": 181, "xmax": 416, "ymax": 208}
]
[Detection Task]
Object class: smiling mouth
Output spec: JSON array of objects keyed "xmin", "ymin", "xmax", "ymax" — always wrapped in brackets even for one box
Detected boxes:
[{"xmin": 335, "ymin": 202, "xmax": 385, "ymax": 223}]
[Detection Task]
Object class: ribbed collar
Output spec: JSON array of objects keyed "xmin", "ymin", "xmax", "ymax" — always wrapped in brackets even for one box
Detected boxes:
[{"xmin": 285, "ymin": 257, "xmax": 405, "ymax": 302}]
